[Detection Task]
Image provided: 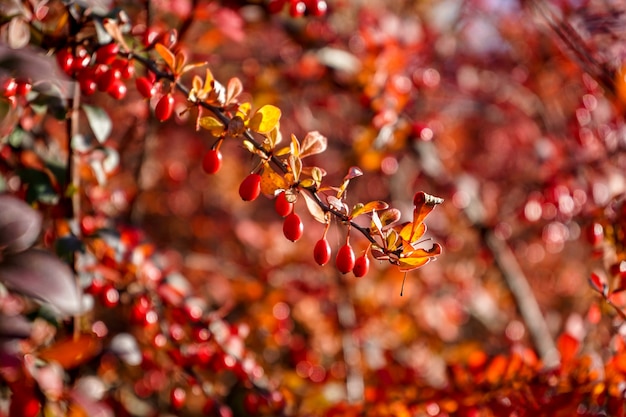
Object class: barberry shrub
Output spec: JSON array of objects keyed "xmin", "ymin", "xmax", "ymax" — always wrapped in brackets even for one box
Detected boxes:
[{"xmin": 2, "ymin": 0, "xmax": 626, "ymax": 416}]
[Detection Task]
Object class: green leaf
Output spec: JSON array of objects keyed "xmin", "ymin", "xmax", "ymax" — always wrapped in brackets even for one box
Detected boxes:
[{"xmin": 83, "ymin": 105, "xmax": 112, "ymax": 143}]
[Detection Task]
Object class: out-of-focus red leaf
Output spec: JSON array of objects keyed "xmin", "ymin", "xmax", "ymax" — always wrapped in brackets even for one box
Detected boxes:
[
  {"xmin": 0, "ymin": 249, "xmax": 82, "ymax": 316},
  {"xmin": 589, "ymin": 272, "xmax": 607, "ymax": 296},
  {"xmin": 557, "ymin": 333, "xmax": 579, "ymax": 364}
]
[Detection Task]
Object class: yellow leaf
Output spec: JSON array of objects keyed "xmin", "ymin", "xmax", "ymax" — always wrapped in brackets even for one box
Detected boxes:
[
  {"xmin": 249, "ymin": 105, "xmax": 281, "ymax": 134},
  {"xmin": 290, "ymin": 133, "xmax": 300, "ymax": 157},
  {"xmin": 199, "ymin": 116, "xmax": 225, "ymax": 135},
  {"xmin": 261, "ymin": 167, "xmax": 288, "ymax": 196},
  {"xmin": 154, "ymin": 43, "xmax": 176, "ymax": 72},
  {"xmin": 288, "ymin": 154, "xmax": 302, "ymax": 182},
  {"xmin": 299, "ymin": 178, "xmax": 316, "ymax": 188},
  {"xmin": 237, "ymin": 102, "xmax": 252, "ymax": 120}
]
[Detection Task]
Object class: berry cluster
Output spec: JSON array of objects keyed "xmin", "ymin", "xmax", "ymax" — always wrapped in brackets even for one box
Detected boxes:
[
  {"xmin": 56, "ymin": 43, "xmax": 133, "ymax": 99},
  {"xmin": 267, "ymin": 0, "xmax": 328, "ymax": 17}
]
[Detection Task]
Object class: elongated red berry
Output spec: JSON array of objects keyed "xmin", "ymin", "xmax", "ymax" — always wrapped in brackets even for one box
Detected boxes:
[
  {"xmin": 15, "ymin": 80, "xmax": 31, "ymax": 96},
  {"xmin": 290, "ymin": 0, "xmax": 306, "ymax": 17},
  {"xmin": 336, "ymin": 243, "xmax": 355, "ymax": 274},
  {"xmin": 96, "ymin": 43, "xmax": 120, "ymax": 65},
  {"xmin": 314, "ymin": 238, "xmax": 331, "ymax": 266},
  {"xmin": 108, "ymin": 80, "xmax": 127, "ymax": 100},
  {"xmin": 2, "ymin": 78, "xmax": 17, "ymax": 97},
  {"xmin": 239, "ymin": 173, "xmax": 262, "ymax": 201},
  {"xmin": 170, "ymin": 387, "xmax": 186, "ymax": 409},
  {"xmin": 275, "ymin": 191, "xmax": 294, "ymax": 217},
  {"xmin": 353, "ymin": 254, "xmax": 370, "ymax": 277},
  {"xmin": 97, "ymin": 68, "xmax": 121, "ymax": 92},
  {"xmin": 283, "ymin": 212, "xmax": 303, "ymax": 242},
  {"xmin": 136, "ymin": 76, "xmax": 156, "ymax": 98},
  {"xmin": 56, "ymin": 48, "xmax": 74, "ymax": 74},
  {"xmin": 202, "ymin": 149, "xmax": 223, "ymax": 174},
  {"xmin": 155, "ymin": 94, "xmax": 175, "ymax": 122}
]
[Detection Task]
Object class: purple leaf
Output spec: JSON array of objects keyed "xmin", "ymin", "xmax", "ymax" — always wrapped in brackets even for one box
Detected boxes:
[
  {"xmin": 0, "ymin": 249, "xmax": 82, "ymax": 316},
  {"xmin": 0, "ymin": 314, "xmax": 32, "ymax": 339},
  {"xmin": 0, "ymin": 194, "xmax": 42, "ymax": 253}
]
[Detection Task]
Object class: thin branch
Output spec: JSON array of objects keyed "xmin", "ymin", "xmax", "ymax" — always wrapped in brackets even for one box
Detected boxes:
[{"xmin": 126, "ymin": 52, "xmax": 391, "ymax": 250}]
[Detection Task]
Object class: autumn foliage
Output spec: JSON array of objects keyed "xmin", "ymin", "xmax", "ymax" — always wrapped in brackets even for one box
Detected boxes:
[{"xmin": 2, "ymin": 0, "xmax": 626, "ymax": 416}]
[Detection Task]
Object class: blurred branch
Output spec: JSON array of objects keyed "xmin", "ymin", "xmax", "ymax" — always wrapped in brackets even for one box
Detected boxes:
[
  {"xmin": 414, "ymin": 141, "xmax": 559, "ymax": 367},
  {"xmin": 530, "ymin": 0, "xmax": 616, "ymax": 95}
]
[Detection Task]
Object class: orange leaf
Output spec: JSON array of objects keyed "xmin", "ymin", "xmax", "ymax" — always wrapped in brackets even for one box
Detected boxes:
[
  {"xmin": 399, "ymin": 221, "xmax": 426, "ymax": 244},
  {"xmin": 398, "ymin": 244, "xmax": 441, "ymax": 272},
  {"xmin": 260, "ymin": 166, "xmax": 288, "ymax": 196},
  {"xmin": 484, "ymin": 354, "xmax": 508, "ymax": 385},
  {"xmin": 351, "ymin": 201, "xmax": 389, "ymax": 219},
  {"xmin": 154, "ymin": 43, "xmax": 176, "ymax": 72},
  {"xmin": 38, "ymin": 335, "xmax": 102, "ymax": 369}
]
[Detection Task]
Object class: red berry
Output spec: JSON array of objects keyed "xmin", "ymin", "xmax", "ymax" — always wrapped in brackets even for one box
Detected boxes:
[
  {"xmin": 96, "ymin": 43, "xmax": 120, "ymax": 65},
  {"xmin": 143, "ymin": 27, "xmax": 160, "ymax": 47},
  {"xmin": 108, "ymin": 80, "xmax": 127, "ymax": 100},
  {"xmin": 353, "ymin": 254, "xmax": 370, "ymax": 277},
  {"xmin": 101, "ymin": 285, "xmax": 119, "ymax": 307},
  {"xmin": 239, "ymin": 173, "xmax": 262, "ymax": 201},
  {"xmin": 290, "ymin": 0, "xmax": 306, "ymax": 17},
  {"xmin": 336, "ymin": 243, "xmax": 355, "ymax": 274},
  {"xmin": 9, "ymin": 394, "xmax": 40, "ymax": 417},
  {"xmin": 274, "ymin": 191, "xmax": 294, "ymax": 217},
  {"xmin": 78, "ymin": 72, "xmax": 97, "ymax": 95},
  {"xmin": 283, "ymin": 212, "xmax": 303, "ymax": 242},
  {"xmin": 243, "ymin": 392, "xmax": 260, "ymax": 415},
  {"xmin": 307, "ymin": 0, "xmax": 327, "ymax": 16},
  {"xmin": 72, "ymin": 51, "xmax": 91, "ymax": 72},
  {"xmin": 202, "ymin": 149, "xmax": 223, "ymax": 174},
  {"xmin": 2, "ymin": 78, "xmax": 17, "ymax": 97},
  {"xmin": 268, "ymin": 0, "xmax": 287, "ymax": 13},
  {"xmin": 56, "ymin": 48, "xmax": 74, "ymax": 74},
  {"xmin": 587, "ymin": 222, "xmax": 604, "ymax": 246},
  {"xmin": 15, "ymin": 80, "xmax": 31, "ymax": 96},
  {"xmin": 136, "ymin": 76, "xmax": 156, "ymax": 98},
  {"xmin": 97, "ymin": 68, "xmax": 121, "ymax": 92},
  {"xmin": 155, "ymin": 93, "xmax": 175, "ymax": 122},
  {"xmin": 170, "ymin": 387, "xmax": 186, "ymax": 409},
  {"xmin": 112, "ymin": 58, "xmax": 134, "ymax": 79},
  {"xmin": 314, "ymin": 238, "xmax": 331, "ymax": 266}
]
